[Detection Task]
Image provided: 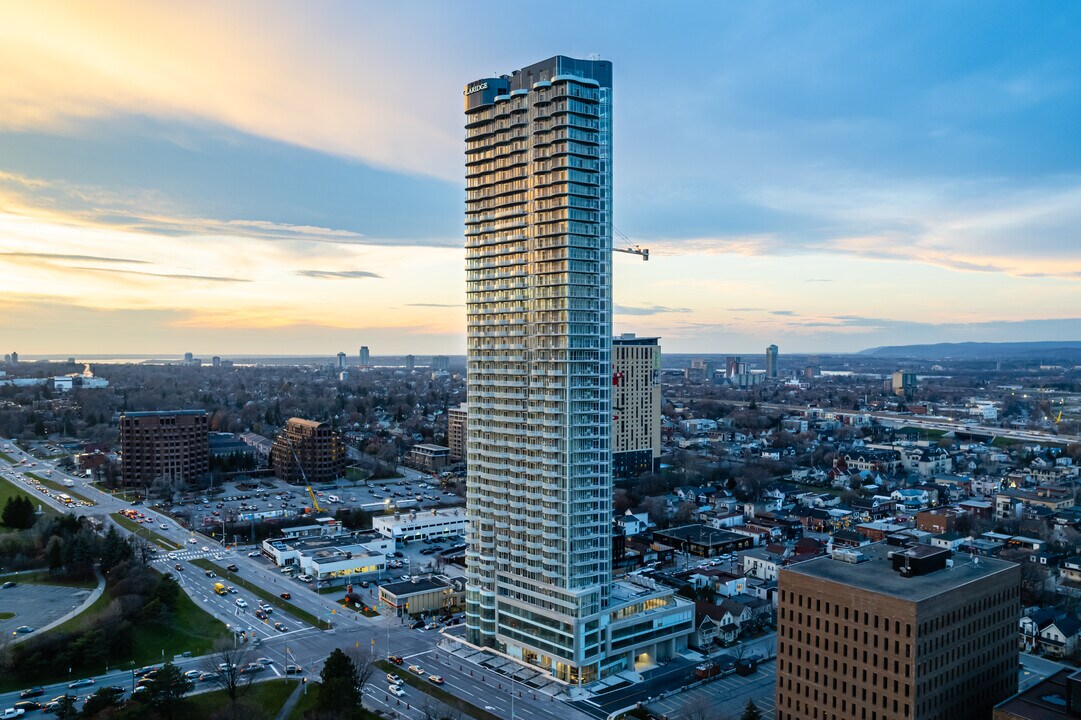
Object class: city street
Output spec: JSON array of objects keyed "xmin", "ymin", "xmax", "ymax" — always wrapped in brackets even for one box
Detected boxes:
[{"xmin": 0, "ymin": 440, "xmax": 594, "ymax": 720}]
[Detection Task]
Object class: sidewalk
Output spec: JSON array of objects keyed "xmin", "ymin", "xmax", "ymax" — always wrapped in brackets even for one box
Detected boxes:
[{"xmin": 13, "ymin": 568, "xmax": 106, "ymax": 644}]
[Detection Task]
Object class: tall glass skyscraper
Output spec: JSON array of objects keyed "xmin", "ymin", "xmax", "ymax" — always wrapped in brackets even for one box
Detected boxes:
[{"xmin": 463, "ymin": 56, "xmax": 614, "ymax": 683}]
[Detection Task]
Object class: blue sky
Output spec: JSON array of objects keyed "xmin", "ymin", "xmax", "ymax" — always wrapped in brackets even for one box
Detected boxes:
[{"xmin": 1, "ymin": 1, "xmax": 1079, "ymax": 355}]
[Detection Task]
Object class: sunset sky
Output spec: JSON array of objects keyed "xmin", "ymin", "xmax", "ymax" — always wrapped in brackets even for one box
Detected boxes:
[{"xmin": 2, "ymin": 1, "xmax": 1080, "ymax": 356}]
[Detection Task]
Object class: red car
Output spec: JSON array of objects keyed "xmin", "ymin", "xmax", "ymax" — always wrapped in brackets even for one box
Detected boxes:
[{"xmin": 280, "ymin": 592, "xmax": 291, "ymax": 600}]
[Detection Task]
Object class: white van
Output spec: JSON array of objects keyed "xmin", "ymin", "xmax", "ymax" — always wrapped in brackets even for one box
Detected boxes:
[{"xmin": 327, "ymin": 495, "xmax": 340, "ymax": 504}]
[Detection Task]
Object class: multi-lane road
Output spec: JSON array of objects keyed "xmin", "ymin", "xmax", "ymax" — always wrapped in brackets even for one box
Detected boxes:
[{"xmin": 0, "ymin": 440, "xmax": 596, "ymax": 720}]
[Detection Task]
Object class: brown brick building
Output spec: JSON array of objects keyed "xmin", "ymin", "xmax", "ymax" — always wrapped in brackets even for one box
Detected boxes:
[
  {"xmin": 270, "ymin": 418, "xmax": 346, "ymax": 485},
  {"xmin": 776, "ymin": 542, "xmax": 1020, "ymax": 720},
  {"xmin": 119, "ymin": 410, "xmax": 209, "ymax": 486},
  {"xmin": 447, "ymin": 404, "xmax": 467, "ymax": 463}
]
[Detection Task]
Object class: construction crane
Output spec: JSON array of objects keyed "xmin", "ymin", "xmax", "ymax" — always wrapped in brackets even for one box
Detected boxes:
[
  {"xmin": 285, "ymin": 436, "xmax": 324, "ymax": 514},
  {"xmin": 613, "ymin": 228, "xmax": 649, "ymax": 261}
]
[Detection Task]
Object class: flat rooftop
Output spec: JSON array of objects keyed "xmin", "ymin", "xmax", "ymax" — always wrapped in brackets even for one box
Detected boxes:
[
  {"xmin": 381, "ymin": 577, "xmax": 449, "ymax": 596},
  {"xmin": 783, "ymin": 542, "xmax": 1017, "ymax": 602},
  {"xmin": 655, "ymin": 525, "xmax": 747, "ymax": 545},
  {"xmin": 993, "ymin": 669, "xmax": 1074, "ymax": 719},
  {"xmin": 271, "ymin": 535, "xmax": 381, "ymax": 554},
  {"xmin": 121, "ymin": 409, "xmax": 206, "ymax": 417}
]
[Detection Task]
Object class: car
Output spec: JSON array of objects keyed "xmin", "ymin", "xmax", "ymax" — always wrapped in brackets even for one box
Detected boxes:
[
  {"xmin": 217, "ymin": 662, "xmax": 236, "ymax": 672},
  {"xmin": 199, "ymin": 672, "xmax": 220, "ymax": 682},
  {"xmin": 183, "ymin": 670, "xmax": 202, "ymax": 680},
  {"xmin": 388, "ymin": 655, "xmax": 404, "ymax": 665},
  {"xmin": 386, "ymin": 673, "xmax": 403, "ymax": 685},
  {"xmin": 135, "ymin": 678, "xmax": 154, "ymax": 688},
  {"xmin": 13, "ymin": 626, "xmax": 34, "ymax": 634},
  {"xmin": 13, "ymin": 701, "xmax": 41, "ymax": 712},
  {"xmin": 427, "ymin": 675, "xmax": 445, "ymax": 685},
  {"xmin": 0, "ymin": 709, "xmax": 26, "ymax": 719},
  {"xmin": 205, "ymin": 570, "xmax": 216, "ymax": 578},
  {"xmin": 239, "ymin": 663, "xmax": 264, "ymax": 674},
  {"xmin": 174, "ymin": 564, "xmax": 183, "ymax": 571},
  {"xmin": 159, "ymin": 523, "xmax": 168, "ymax": 530},
  {"xmin": 255, "ymin": 609, "xmax": 268, "ymax": 620},
  {"xmin": 17, "ymin": 689, "xmax": 43, "ymax": 700},
  {"xmin": 200, "ymin": 546, "xmax": 210, "ymax": 552},
  {"xmin": 235, "ymin": 598, "xmax": 248, "ymax": 608},
  {"xmin": 409, "ymin": 620, "xmax": 425, "ymax": 630},
  {"xmin": 408, "ymin": 665, "xmax": 425, "ymax": 675},
  {"xmin": 388, "ymin": 685, "xmax": 405, "ymax": 697},
  {"xmin": 273, "ymin": 622, "xmax": 288, "ymax": 632},
  {"xmin": 134, "ymin": 666, "xmax": 159, "ymax": 677},
  {"xmin": 1, "ymin": 581, "xmax": 15, "ymax": 589},
  {"xmin": 256, "ymin": 657, "xmax": 274, "ymax": 665},
  {"xmin": 247, "ymin": 551, "xmax": 261, "ymax": 557},
  {"xmin": 228, "ymin": 586, "xmax": 237, "ymax": 594},
  {"xmin": 226, "ymin": 564, "xmax": 239, "ymax": 572},
  {"xmin": 284, "ymin": 664, "xmax": 303, "ymax": 675},
  {"xmin": 187, "ymin": 538, "xmax": 197, "ymax": 544},
  {"xmin": 68, "ymin": 678, "xmax": 95, "ymax": 689},
  {"xmin": 425, "ymin": 623, "xmax": 438, "ymax": 630},
  {"xmin": 280, "ymin": 592, "xmax": 291, "ymax": 599}
]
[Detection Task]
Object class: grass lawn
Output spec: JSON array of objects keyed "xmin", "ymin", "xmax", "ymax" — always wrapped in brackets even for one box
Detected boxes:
[
  {"xmin": 110, "ymin": 512, "xmax": 183, "ymax": 550},
  {"xmin": 3, "ymin": 569, "xmax": 98, "ymax": 588},
  {"xmin": 181, "ymin": 678, "xmax": 298, "ymax": 720},
  {"xmin": 0, "ymin": 474, "xmax": 60, "ymax": 529},
  {"xmin": 0, "ymin": 611, "xmax": 14, "ymax": 619},
  {"xmin": 191, "ymin": 558, "xmax": 330, "ymax": 630},
  {"xmin": 287, "ymin": 681, "xmax": 321, "ymax": 720},
  {"xmin": 1, "ymin": 568, "xmax": 230, "ymax": 691},
  {"xmin": 374, "ymin": 660, "xmax": 500, "ymax": 720},
  {"xmin": 0, "ymin": 450, "xmax": 15, "ymax": 463},
  {"xmin": 26, "ymin": 472, "xmax": 96, "ymax": 505}
]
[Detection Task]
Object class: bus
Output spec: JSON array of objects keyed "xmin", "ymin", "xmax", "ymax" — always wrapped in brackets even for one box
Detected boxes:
[{"xmin": 58, "ymin": 494, "xmax": 73, "ymax": 504}]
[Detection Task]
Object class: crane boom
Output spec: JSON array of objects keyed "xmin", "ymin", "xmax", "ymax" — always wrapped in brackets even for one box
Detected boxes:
[
  {"xmin": 613, "ymin": 228, "xmax": 649, "ymax": 261},
  {"xmin": 285, "ymin": 436, "xmax": 324, "ymax": 513}
]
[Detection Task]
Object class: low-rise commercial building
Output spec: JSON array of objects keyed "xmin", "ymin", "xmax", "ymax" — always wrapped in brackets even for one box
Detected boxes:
[
  {"xmin": 404, "ymin": 443, "xmax": 451, "ymax": 472},
  {"xmin": 261, "ymin": 532, "xmax": 393, "ymax": 586},
  {"xmin": 379, "ymin": 575, "xmax": 465, "ymax": 616},
  {"xmin": 372, "ymin": 507, "xmax": 467, "ymax": 542}
]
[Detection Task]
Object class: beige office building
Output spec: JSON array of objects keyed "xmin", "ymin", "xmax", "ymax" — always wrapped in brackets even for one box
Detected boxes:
[
  {"xmin": 612, "ymin": 334, "xmax": 660, "ymax": 478},
  {"xmin": 777, "ymin": 543, "xmax": 1020, "ymax": 720}
]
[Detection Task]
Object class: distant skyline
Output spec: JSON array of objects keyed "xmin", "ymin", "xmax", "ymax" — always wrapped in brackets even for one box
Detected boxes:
[{"xmin": 2, "ymin": 1, "xmax": 1080, "ymax": 354}]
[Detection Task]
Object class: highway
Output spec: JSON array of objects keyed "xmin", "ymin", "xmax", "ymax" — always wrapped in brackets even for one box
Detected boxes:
[
  {"xmin": 748, "ymin": 403, "xmax": 1081, "ymax": 444},
  {"xmin": 0, "ymin": 440, "xmax": 593, "ymax": 720}
]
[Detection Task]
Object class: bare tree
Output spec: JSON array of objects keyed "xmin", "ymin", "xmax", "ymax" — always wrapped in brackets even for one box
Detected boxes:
[
  {"xmin": 682, "ymin": 696, "xmax": 715, "ymax": 720},
  {"xmin": 201, "ymin": 640, "xmax": 255, "ymax": 706},
  {"xmin": 346, "ymin": 645, "xmax": 377, "ymax": 691}
]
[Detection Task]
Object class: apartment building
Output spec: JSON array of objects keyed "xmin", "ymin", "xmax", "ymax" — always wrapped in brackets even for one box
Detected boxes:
[
  {"xmin": 612, "ymin": 334, "xmax": 661, "ymax": 478},
  {"xmin": 119, "ymin": 409, "xmax": 209, "ymax": 486}
]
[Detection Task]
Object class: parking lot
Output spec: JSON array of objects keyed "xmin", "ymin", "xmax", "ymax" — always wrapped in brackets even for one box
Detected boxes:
[
  {"xmin": 0, "ymin": 578, "xmax": 97, "ymax": 637},
  {"xmin": 160, "ymin": 472, "xmax": 463, "ymax": 536},
  {"xmin": 644, "ymin": 662, "xmax": 776, "ymax": 720}
]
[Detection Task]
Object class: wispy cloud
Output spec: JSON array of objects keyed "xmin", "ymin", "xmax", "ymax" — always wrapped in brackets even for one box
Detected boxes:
[
  {"xmin": 0, "ymin": 251, "xmax": 148, "ymax": 265},
  {"xmin": 614, "ymin": 304, "xmax": 692, "ymax": 316},
  {"xmin": 73, "ymin": 266, "xmax": 249, "ymax": 283},
  {"xmin": 295, "ymin": 270, "xmax": 382, "ymax": 280}
]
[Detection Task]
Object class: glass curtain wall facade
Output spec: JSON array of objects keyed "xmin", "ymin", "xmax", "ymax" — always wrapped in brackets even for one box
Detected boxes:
[{"xmin": 463, "ymin": 56, "xmax": 613, "ymax": 684}]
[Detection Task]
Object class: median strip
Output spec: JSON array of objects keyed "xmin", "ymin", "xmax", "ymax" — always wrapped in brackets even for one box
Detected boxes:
[
  {"xmin": 25, "ymin": 473, "xmax": 96, "ymax": 505},
  {"xmin": 110, "ymin": 512, "xmax": 183, "ymax": 550},
  {"xmin": 190, "ymin": 558, "xmax": 330, "ymax": 630}
]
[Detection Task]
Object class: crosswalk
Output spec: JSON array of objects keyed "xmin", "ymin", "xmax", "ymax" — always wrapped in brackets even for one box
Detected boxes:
[{"xmin": 154, "ymin": 548, "xmax": 225, "ymax": 562}]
